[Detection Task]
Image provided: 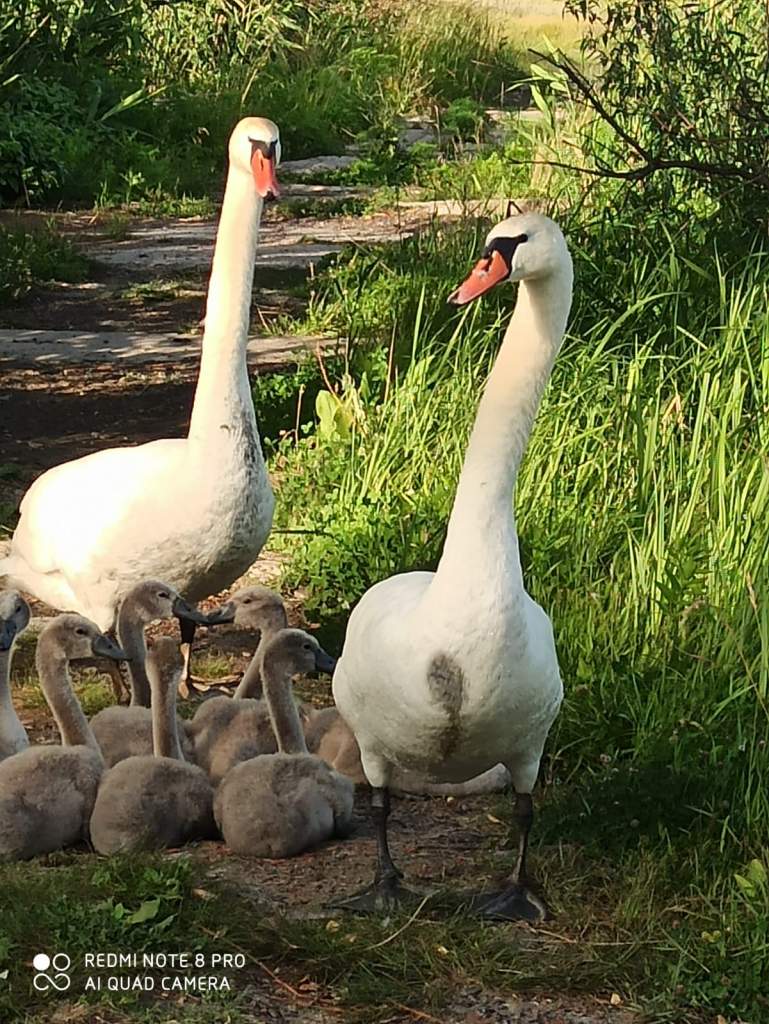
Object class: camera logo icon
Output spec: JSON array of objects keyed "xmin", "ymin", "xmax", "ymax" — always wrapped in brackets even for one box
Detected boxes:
[{"xmin": 32, "ymin": 953, "xmax": 71, "ymax": 992}]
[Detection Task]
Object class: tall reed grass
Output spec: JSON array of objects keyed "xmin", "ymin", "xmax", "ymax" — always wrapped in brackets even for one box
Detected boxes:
[{"xmin": 273, "ymin": 220, "xmax": 769, "ymax": 1015}]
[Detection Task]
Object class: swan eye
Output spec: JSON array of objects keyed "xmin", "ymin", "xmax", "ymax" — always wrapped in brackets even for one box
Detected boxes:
[
  {"xmin": 242, "ymin": 598, "xmax": 252, "ymax": 605},
  {"xmin": 303, "ymin": 643, "xmax": 312, "ymax": 651},
  {"xmin": 75, "ymin": 627, "xmax": 87, "ymax": 636},
  {"xmin": 158, "ymin": 591, "xmax": 170, "ymax": 599}
]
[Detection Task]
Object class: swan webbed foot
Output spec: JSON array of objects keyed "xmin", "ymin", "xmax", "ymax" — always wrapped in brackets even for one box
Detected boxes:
[
  {"xmin": 177, "ymin": 674, "xmax": 238, "ymax": 700},
  {"xmin": 331, "ymin": 872, "xmax": 420, "ymax": 914},
  {"xmin": 475, "ymin": 883, "xmax": 548, "ymax": 923}
]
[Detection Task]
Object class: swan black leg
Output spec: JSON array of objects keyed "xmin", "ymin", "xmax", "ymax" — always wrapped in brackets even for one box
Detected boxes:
[
  {"xmin": 178, "ymin": 615, "xmax": 196, "ymax": 698},
  {"xmin": 333, "ymin": 787, "xmax": 418, "ymax": 912},
  {"xmin": 371, "ymin": 787, "xmax": 402, "ymax": 888},
  {"xmin": 105, "ymin": 658, "xmax": 130, "ymax": 704},
  {"xmin": 476, "ymin": 791, "xmax": 548, "ymax": 922}
]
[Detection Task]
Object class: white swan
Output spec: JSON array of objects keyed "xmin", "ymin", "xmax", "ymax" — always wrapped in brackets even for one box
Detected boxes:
[
  {"xmin": 303, "ymin": 705, "xmax": 511, "ymax": 796},
  {"xmin": 332, "ymin": 212, "xmax": 572, "ymax": 919},
  {"xmin": 0, "ymin": 118, "xmax": 281, "ymax": 680},
  {"xmin": 0, "ymin": 590, "xmax": 31, "ymax": 760}
]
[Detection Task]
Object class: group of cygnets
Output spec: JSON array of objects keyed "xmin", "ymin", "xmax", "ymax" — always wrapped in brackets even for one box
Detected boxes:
[
  {"xmin": 0, "ymin": 582, "xmax": 355, "ymax": 862},
  {"xmin": 0, "ymin": 581, "xmax": 506, "ymax": 866}
]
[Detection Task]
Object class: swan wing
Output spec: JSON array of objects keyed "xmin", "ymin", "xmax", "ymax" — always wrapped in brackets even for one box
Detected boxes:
[{"xmin": 6, "ymin": 438, "xmax": 188, "ymax": 582}]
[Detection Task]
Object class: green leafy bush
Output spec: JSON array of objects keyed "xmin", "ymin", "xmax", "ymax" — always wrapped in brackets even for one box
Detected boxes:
[
  {"xmin": 557, "ymin": 0, "xmax": 769, "ymax": 225},
  {"xmin": 0, "ymin": 0, "xmax": 524, "ymax": 206}
]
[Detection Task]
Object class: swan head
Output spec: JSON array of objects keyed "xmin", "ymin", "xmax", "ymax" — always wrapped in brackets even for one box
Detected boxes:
[
  {"xmin": 259, "ymin": 628, "xmax": 337, "ymax": 679},
  {"xmin": 121, "ymin": 580, "xmax": 210, "ymax": 627},
  {"xmin": 0, "ymin": 589, "xmax": 30, "ymax": 652},
  {"xmin": 205, "ymin": 585, "xmax": 287, "ymax": 633},
  {"xmin": 37, "ymin": 614, "xmax": 128, "ymax": 663},
  {"xmin": 229, "ymin": 116, "xmax": 281, "ymax": 199},
  {"xmin": 448, "ymin": 211, "xmax": 570, "ymax": 305}
]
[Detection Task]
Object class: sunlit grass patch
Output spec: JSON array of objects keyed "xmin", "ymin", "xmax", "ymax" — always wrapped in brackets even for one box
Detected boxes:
[
  {"xmin": 119, "ymin": 278, "xmax": 205, "ymax": 304},
  {"xmin": 0, "ymin": 225, "xmax": 88, "ymax": 302}
]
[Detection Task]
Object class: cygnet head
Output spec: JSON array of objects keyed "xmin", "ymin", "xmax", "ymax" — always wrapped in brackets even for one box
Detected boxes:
[
  {"xmin": 120, "ymin": 580, "xmax": 210, "ymax": 627},
  {"xmin": 448, "ymin": 211, "xmax": 571, "ymax": 305},
  {"xmin": 145, "ymin": 637, "xmax": 184, "ymax": 692},
  {"xmin": 259, "ymin": 629, "xmax": 337, "ymax": 680},
  {"xmin": 228, "ymin": 116, "xmax": 281, "ymax": 199},
  {"xmin": 35, "ymin": 614, "xmax": 127, "ymax": 665},
  {"xmin": 207, "ymin": 586, "xmax": 288, "ymax": 636},
  {"xmin": 0, "ymin": 590, "xmax": 30, "ymax": 652}
]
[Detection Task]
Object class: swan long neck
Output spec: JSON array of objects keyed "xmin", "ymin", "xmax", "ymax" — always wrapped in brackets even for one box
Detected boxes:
[
  {"xmin": 187, "ymin": 167, "xmax": 264, "ymax": 443},
  {"xmin": 233, "ymin": 654, "xmax": 262, "ymax": 699},
  {"xmin": 261, "ymin": 661, "xmax": 308, "ymax": 755},
  {"xmin": 233, "ymin": 622, "xmax": 283, "ymax": 699},
  {"xmin": 37, "ymin": 648, "xmax": 104, "ymax": 763},
  {"xmin": 117, "ymin": 605, "xmax": 150, "ymax": 708},
  {"xmin": 0, "ymin": 650, "xmax": 14, "ymax": 711},
  {"xmin": 430, "ymin": 270, "xmax": 572, "ymax": 597},
  {"xmin": 150, "ymin": 673, "xmax": 184, "ymax": 761}
]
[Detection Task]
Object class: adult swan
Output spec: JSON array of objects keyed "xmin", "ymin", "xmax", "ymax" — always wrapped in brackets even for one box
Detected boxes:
[
  {"xmin": 333, "ymin": 212, "xmax": 572, "ymax": 921},
  {"xmin": 1, "ymin": 118, "xmax": 281, "ymax": 683}
]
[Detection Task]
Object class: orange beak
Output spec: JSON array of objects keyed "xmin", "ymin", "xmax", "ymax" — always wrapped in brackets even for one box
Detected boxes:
[
  {"xmin": 251, "ymin": 148, "xmax": 280, "ymax": 199},
  {"xmin": 448, "ymin": 249, "xmax": 510, "ymax": 305}
]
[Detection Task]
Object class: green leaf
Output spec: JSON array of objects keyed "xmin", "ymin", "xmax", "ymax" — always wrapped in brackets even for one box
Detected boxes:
[
  {"xmin": 747, "ymin": 859, "xmax": 767, "ymax": 888},
  {"xmin": 734, "ymin": 873, "xmax": 755, "ymax": 898},
  {"xmin": 125, "ymin": 898, "xmax": 161, "ymax": 925}
]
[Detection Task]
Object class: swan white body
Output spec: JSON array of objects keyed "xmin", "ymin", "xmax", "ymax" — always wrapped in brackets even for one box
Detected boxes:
[
  {"xmin": 0, "ymin": 118, "xmax": 280, "ymax": 629},
  {"xmin": 333, "ymin": 213, "xmax": 572, "ymax": 799}
]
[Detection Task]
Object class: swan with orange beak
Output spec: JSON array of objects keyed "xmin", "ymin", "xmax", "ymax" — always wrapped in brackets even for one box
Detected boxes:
[
  {"xmin": 1, "ymin": 116, "xmax": 284, "ymax": 696},
  {"xmin": 332, "ymin": 211, "xmax": 572, "ymax": 920},
  {"xmin": 249, "ymin": 125, "xmax": 281, "ymax": 199}
]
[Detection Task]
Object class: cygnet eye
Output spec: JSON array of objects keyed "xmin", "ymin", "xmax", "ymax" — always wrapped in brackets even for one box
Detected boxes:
[
  {"xmin": 158, "ymin": 591, "xmax": 170, "ymax": 599},
  {"xmin": 75, "ymin": 627, "xmax": 87, "ymax": 636},
  {"xmin": 242, "ymin": 598, "xmax": 252, "ymax": 605}
]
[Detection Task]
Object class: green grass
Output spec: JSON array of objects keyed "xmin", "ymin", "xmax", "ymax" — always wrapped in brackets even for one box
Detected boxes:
[
  {"xmin": 271, "ymin": 195, "xmax": 368, "ymax": 220},
  {"xmin": 0, "ymin": 842, "xmax": 679, "ymax": 1023},
  {"xmin": 118, "ymin": 278, "xmax": 204, "ymax": 304},
  {"xmin": 0, "ymin": 855, "xmax": 255, "ymax": 1021},
  {"xmin": 2, "ymin": 820, "xmax": 752, "ymax": 1024},
  {"xmin": 0, "ymin": 225, "xmax": 88, "ymax": 302}
]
